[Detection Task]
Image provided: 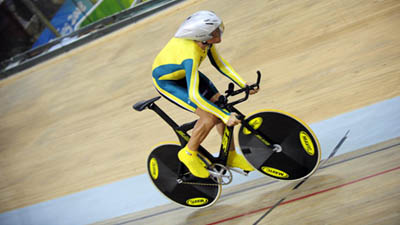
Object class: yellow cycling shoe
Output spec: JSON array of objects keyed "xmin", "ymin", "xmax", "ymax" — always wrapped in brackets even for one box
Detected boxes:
[
  {"xmin": 178, "ymin": 147, "xmax": 210, "ymax": 178},
  {"xmin": 227, "ymin": 151, "xmax": 255, "ymax": 171}
]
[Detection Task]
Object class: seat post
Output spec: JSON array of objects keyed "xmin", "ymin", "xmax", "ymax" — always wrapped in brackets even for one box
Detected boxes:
[
  {"xmin": 150, "ymin": 103, "xmax": 193, "ymax": 146},
  {"xmin": 148, "ymin": 103, "xmax": 180, "ymax": 130}
]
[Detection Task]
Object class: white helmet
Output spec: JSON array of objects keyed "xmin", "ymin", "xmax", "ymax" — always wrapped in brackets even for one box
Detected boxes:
[{"xmin": 175, "ymin": 10, "xmax": 224, "ymax": 42}]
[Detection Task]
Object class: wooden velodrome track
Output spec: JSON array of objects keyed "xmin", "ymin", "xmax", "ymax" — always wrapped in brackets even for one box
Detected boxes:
[
  {"xmin": 95, "ymin": 138, "xmax": 400, "ymax": 225},
  {"xmin": 0, "ymin": 0, "xmax": 399, "ymax": 224}
]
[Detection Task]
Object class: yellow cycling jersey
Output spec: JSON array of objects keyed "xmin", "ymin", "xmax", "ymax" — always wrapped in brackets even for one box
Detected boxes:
[{"xmin": 152, "ymin": 37, "xmax": 247, "ymax": 123}]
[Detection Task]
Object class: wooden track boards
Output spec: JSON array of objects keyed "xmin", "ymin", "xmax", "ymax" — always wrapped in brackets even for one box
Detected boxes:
[{"xmin": 93, "ymin": 138, "xmax": 400, "ymax": 225}]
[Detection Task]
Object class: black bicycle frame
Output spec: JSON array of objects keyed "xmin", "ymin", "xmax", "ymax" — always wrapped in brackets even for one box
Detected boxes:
[{"xmin": 147, "ymin": 101, "xmax": 231, "ymax": 166}]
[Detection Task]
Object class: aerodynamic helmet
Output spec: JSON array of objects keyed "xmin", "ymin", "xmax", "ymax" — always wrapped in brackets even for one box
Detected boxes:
[{"xmin": 174, "ymin": 10, "xmax": 224, "ymax": 42}]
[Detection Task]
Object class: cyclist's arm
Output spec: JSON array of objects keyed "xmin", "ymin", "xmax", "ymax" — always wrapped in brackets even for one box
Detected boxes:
[
  {"xmin": 208, "ymin": 45, "xmax": 247, "ymax": 88},
  {"xmin": 182, "ymin": 57, "xmax": 231, "ymax": 124}
]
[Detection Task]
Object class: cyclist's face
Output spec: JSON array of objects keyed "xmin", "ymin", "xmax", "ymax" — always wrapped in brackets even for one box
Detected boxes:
[{"xmin": 207, "ymin": 28, "xmax": 222, "ymax": 44}]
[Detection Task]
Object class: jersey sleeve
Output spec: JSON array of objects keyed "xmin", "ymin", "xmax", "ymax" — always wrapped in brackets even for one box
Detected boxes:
[
  {"xmin": 208, "ymin": 45, "xmax": 247, "ymax": 88},
  {"xmin": 182, "ymin": 56, "xmax": 231, "ymax": 124}
]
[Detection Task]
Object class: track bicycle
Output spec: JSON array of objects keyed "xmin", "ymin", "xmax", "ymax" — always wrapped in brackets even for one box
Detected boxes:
[{"xmin": 133, "ymin": 71, "xmax": 321, "ymax": 208}]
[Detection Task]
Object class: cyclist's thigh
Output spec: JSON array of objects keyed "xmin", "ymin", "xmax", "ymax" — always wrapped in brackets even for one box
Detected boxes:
[
  {"xmin": 154, "ymin": 74, "xmax": 220, "ymax": 111},
  {"xmin": 153, "ymin": 78, "xmax": 196, "ymax": 112}
]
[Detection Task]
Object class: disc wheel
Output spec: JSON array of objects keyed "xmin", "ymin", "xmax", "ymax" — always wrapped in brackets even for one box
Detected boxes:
[
  {"xmin": 147, "ymin": 143, "xmax": 221, "ymax": 208},
  {"xmin": 238, "ymin": 110, "xmax": 321, "ymax": 180}
]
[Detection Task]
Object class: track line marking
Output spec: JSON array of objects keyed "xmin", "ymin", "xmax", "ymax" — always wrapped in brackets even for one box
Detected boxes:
[
  {"xmin": 206, "ymin": 166, "xmax": 400, "ymax": 225},
  {"xmin": 116, "ymin": 142, "xmax": 399, "ymax": 224}
]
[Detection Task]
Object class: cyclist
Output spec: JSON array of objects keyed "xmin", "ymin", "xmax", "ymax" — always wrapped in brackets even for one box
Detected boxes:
[{"xmin": 152, "ymin": 10, "xmax": 258, "ymax": 178}]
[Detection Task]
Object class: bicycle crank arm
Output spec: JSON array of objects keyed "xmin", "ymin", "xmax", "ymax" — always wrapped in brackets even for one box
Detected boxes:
[
  {"xmin": 229, "ymin": 167, "xmax": 250, "ymax": 176},
  {"xmin": 208, "ymin": 163, "xmax": 233, "ymax": 185}
]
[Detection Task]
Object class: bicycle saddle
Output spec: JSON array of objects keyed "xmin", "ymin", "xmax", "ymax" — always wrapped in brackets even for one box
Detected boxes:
[{"xmin": 133, "ymin": 96, "xmax": 161, "ymax": 111}]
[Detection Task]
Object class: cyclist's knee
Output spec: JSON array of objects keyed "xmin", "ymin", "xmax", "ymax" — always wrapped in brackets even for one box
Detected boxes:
[
  {"xmin": 196, "ymin": 108, "xmax": 219, "ymax": 128},
  {"xmin": 200, "ymin": 115, "xmax": 218, "ymax": 130},
  {"xmin": 205, "ymin": 116, "xmax": 219, "ymax": 128}
]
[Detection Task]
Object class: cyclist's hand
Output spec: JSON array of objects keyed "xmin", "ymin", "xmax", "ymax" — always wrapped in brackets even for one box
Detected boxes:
[
  {"xmin": 227, "ymin": 113, "xmax": 241, "ymax": 127},
  {"xmin": 246, "ymin": 83, "xmax": 259, "ymax": 95}
]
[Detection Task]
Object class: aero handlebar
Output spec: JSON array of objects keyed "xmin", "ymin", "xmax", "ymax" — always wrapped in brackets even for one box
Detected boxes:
[{"xmin": 216, "ymin": 71, "xmax": 261, "ymax": 109}]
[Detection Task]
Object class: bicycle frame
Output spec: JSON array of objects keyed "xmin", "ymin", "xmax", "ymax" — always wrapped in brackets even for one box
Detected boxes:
[
  {"xmin": 146, "ymin": 100, "xmax": 233, "ymax": 167},
  {"xmin": 134, "ymin": 71, "xmax": 278, "ymax": 179}
]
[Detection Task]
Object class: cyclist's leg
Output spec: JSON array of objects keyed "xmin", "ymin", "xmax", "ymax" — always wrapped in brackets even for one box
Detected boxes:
[
  {"xmin": 154, "ymin": 75, "xmax": 221, "ymax": 149},
  {"xmin": 186, "ymin": 72, "xmax": 222, "ymax": 151},
  {"xmin": 187, "ymin": 107, "xmax": 220, "ymax": 151},
  {"xmin": 198, "ymin": 76, "xmax": 241, "ymax": 153},
  {"xmin": 152, "ymin": 78, "xmax": 196, "ymax": 112},
  {"xmin": 197, "ymin": 74, "xmax": 254, "ymax": 171},
  {"xmin": 211, "ymin": 93, "xmax": 254, "ymax": 171},
  {"xmin": 178, "ymin": 108, "xmax": 221, "ymax": 178},
  {"xmin": 179, "ymin": 73, "xmax": 226, "ymax": 177},
  {"xmin": 153, "ymin": 78, "xmax": 214, "ymax": 178},
  {"xmin": 214, "ymin": 119, "xmax": 254, "ymax": 171}
]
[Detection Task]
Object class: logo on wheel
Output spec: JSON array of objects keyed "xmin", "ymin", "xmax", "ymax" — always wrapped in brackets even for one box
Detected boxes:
[
  {"xmin": 299, "ymin": 131, "xmax": 315, "ymax": 156},
  {"xmin": 186, "ymin": 197, "xmax": 209, "ymax": 206},
  {"xmin": 243, "ymin": 117, "xmax": 263, "ymax": 135},
  {"xmin": 261, "ymin": 166, "xmax": 289, "ymax": 178},
  {"xmin": 149, "ymin": 158, "xmax": 159, "ymax": 180}
]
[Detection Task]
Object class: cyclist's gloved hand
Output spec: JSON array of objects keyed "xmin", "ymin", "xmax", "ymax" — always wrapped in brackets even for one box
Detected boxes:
[{"xmin": 246, "ymin": 83, "xmax": 259, "ymax": 95}]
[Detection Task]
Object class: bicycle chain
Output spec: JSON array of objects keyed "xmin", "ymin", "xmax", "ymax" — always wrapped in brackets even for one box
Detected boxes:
[
  {"xmin": 177, "ymin": 168, "xmax": 227, "ymax": 186},
  {"xmin": 178, "ymin": 180, "xmax": 220, "ymax": 187}
]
